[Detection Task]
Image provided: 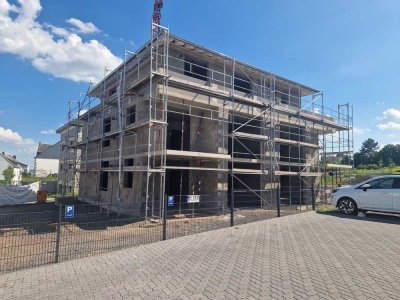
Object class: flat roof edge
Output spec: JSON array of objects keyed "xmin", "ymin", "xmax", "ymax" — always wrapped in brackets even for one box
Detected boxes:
[{"xmin": 89, "ymin": 33, "xmax": 320, "ymax": 96}]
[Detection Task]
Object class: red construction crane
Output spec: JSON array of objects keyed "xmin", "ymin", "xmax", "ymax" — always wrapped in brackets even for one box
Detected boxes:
[{"xmin": 152, "ymin": 0, "xmax": 163, "ymax": 36}]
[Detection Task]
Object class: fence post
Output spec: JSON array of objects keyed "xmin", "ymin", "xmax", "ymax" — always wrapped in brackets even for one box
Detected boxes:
[
  {"xmin": 230, "ymin": 190, "xmax": 234, "ymax": 227},
  {"xmin": 276, "ymin": 185, "xmax": 281, "ymax": 217},
  {"xmin": 162, "ymin": 195, "xmax": 167, "ymax": 241},
  {"xmin": 311, "ymin": 186, "xmax": 316, "ymax": 211},
  {"xmin": 55, "ymin": 204, "xmax": 62, "ymax": 263}
]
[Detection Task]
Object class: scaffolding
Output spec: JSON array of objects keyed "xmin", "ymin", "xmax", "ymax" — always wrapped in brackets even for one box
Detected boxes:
[
  {"xmin": 58, "ymin": 24, "xmax": 353, "ymax": 218},
  {"xmin": 59, "ymin": 24, "xmax": 169, "ymax": 217},
  {"xmin": 321, "ymin": 103, "xmax": 354, "ymax": 189}
]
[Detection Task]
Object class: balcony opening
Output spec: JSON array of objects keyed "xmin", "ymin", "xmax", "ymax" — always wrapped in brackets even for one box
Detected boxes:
[
  {"xmin": 165, "ymin": 162, "xmax": 189, "ymax": 196},
  {"xmin": 184, "ymin": 56, "xmax": 208, "ymax": 81},
  {"xmin": 234, "ymin": 75, "xmax": 251, "ymax": 94},
  {"xmin": 167, "ymin": 112, "xmax": 190, "ymax": 151}
]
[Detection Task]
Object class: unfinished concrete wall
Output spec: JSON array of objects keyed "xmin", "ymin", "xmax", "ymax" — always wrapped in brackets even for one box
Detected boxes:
[
  {"xmin": 59, "ymin": 37, "xmax": 343, "ymax": 217},
  {"xmin": 189, "ymin": 108, "xmax": 218, "ymax": 153}
]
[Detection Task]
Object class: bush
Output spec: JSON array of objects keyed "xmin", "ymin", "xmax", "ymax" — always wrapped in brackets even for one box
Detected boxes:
[
  {"xmin": 365, "ymin": 164, "xmax": 380, "ymax": 170},
  {"xmin": 2, "ymin": 166, "xmax": 14, "ymax": 183}
]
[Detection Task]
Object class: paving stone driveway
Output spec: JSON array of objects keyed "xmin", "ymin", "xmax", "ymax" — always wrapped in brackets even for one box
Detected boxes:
[{"xmin": 1, "ymin": 211, "xmax": 400, "ymax": 299}]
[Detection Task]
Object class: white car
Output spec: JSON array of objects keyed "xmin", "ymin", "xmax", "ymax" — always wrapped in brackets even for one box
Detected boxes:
[{"xmin": 330, "ymin": 175, "xmax": 400, "ymax": 215}]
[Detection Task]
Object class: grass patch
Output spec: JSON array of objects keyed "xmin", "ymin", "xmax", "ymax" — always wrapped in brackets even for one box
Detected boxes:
[
  {"xmin": 316, "ymin": 203, "xmax": 337, "ymax": 214},
  {"xmin": 321, "ymin": 165, "xmax": 400, "ymax": 186},
  {"xmin": 353, "ymin": 166, "xmax": 400, "ymax": 175}
]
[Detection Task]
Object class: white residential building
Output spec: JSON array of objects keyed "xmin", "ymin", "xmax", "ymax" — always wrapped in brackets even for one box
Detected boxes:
[
  {"xmin": 34, "ymin": 142, "xmax": 60, "ymax": 177},
  {"xmin": 0, "ymin": 152, "xmax": 28, "ymax": 185}
]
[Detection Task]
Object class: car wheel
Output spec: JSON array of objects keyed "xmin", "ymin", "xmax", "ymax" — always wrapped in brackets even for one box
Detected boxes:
[{"xmin": 337, "ymin": 197, "xmax": 358, "ymax": 215}]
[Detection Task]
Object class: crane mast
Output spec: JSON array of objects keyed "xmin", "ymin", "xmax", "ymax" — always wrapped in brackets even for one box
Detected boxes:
[{"xmin": 152, "ymin": 0, "xmax": 163, "ymax": 36}]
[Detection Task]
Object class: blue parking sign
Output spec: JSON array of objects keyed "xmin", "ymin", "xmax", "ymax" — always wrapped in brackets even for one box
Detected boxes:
[
  {"xmin": 65, "ymin": 205, "xmax": 74, "ymax": 218},
  {"xmin": 167, "ymin": 196, "xmax": 174, "ymax": 207}
]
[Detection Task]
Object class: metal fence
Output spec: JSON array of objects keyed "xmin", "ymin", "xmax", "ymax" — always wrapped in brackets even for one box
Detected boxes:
[{"xmin": 0, "ymin": 188, "xmax": 316, "ymax": 273}]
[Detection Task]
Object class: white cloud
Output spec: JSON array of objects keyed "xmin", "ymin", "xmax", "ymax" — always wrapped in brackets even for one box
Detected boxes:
[
  {"xmin": 0, "ymin": 0, "xmax": 122, "ymax": 82},
  {"xmin": 353, "ymin": 127, "xmax": 371, "ymax": 134},
  {"xmin": 376, "ymin": 108, "xmax": 400, "ymax": 130},
  {"xmin": 382, "ymin": 108, "xmax": 400, "ymax": 121},
  {"xmin": 0, "ymin": 127, "xmax": 35, "ymax": 145},
  {"xmin": 377, "ymin": 122, "xmax": 400, "ymax": 130},
  {"xmin": 386, "ymin": 134, "xmax": 396, "ymax": 138},
  {"xmin": 66, "ymin": 18, "xmax": 100, "ymax": 34},
  {"xmin": 44, "ymin": 23, "xmax": 70, "ymax": 38},
  {"xmin": 0, "ymin": 127, "xmax": 38, "ymax": 166},
  {"xmin": 40, "ymin": 129, "xmax": 56, "ymax": 135}
]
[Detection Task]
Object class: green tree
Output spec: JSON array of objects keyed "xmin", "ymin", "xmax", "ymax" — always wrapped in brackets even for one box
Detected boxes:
[
  {"xmin": 359, "ymin": 138, "xmax": 379, "ymax": 165},
  {"xmin": 340, "ymin": 154, "xmax": 352, "ymax": 165},
  {"xmin": 379, "ymin": 144, "xmax": 396, "ymax": 166},
  {"xmin": 393, "ymin": 145, "xmax": 400, "ymax": 165},
  {"xmin": 353, "ymin": 152, "xmax": 362, "ymax": 167},
  {"xmin": 388, "ymin": 158, "xmax": 396, "ymax": 171},
  {"xmin": 378, "ymin": 158, "xmax": 384, "ymax": 168},
  {"xmin": 2, "ymin": 166, "xmax": 14, "ymax": 183}
]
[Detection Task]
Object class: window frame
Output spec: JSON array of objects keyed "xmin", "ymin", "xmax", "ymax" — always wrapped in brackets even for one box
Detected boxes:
[
  {"xmin": 99, "ymin": 171, "xmax": 109, "ymax": 191},
  {"xmin": 393, "ymin": 178, "xmax": 400, "ymax": 189},
  {"xmin": 124, "ymin": 158, "xmax": 134, "ymax": 167},
  {"xmin": 123, "ymin": 171, "xmax": 133, "ymax": 188},
  {"xmin": 103, "ymin": 117, "xmax": 111, "ymax": 133},
  {"xmin": 101, "ymin": 161, "xmax": 110, "ymax": 168},
  {"xmin": 126, "ymin": 106, "xmax": 136, "ymax": 125},
  {"xmin": 357, "ymin": 177, "xmax": 395, "ymax": 190},
  {"xmin": 102, "ymin": 139, "xmax": 111, "ymax": 147}
]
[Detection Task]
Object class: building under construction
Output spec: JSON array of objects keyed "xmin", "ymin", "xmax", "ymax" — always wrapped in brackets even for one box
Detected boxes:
[{"xmin": 57, "ymin": 25, "xmax": 353, "ymax": 218}]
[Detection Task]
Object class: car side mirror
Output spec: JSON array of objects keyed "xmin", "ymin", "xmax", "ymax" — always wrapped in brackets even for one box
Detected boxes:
[{"xmin": 361, "ymin": 184, "xmax": 371, "ymax": 191}]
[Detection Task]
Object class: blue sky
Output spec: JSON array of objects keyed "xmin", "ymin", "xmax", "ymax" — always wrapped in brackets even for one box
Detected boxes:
[{"xmin": 1, "ymin": 0, "xmax": 400, "ymax": 167}]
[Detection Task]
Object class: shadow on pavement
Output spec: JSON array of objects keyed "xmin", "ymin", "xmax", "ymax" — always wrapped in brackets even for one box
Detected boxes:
[{"xmin": 319, "ymin": 210, "xmax": 400, "ymax": 225}]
